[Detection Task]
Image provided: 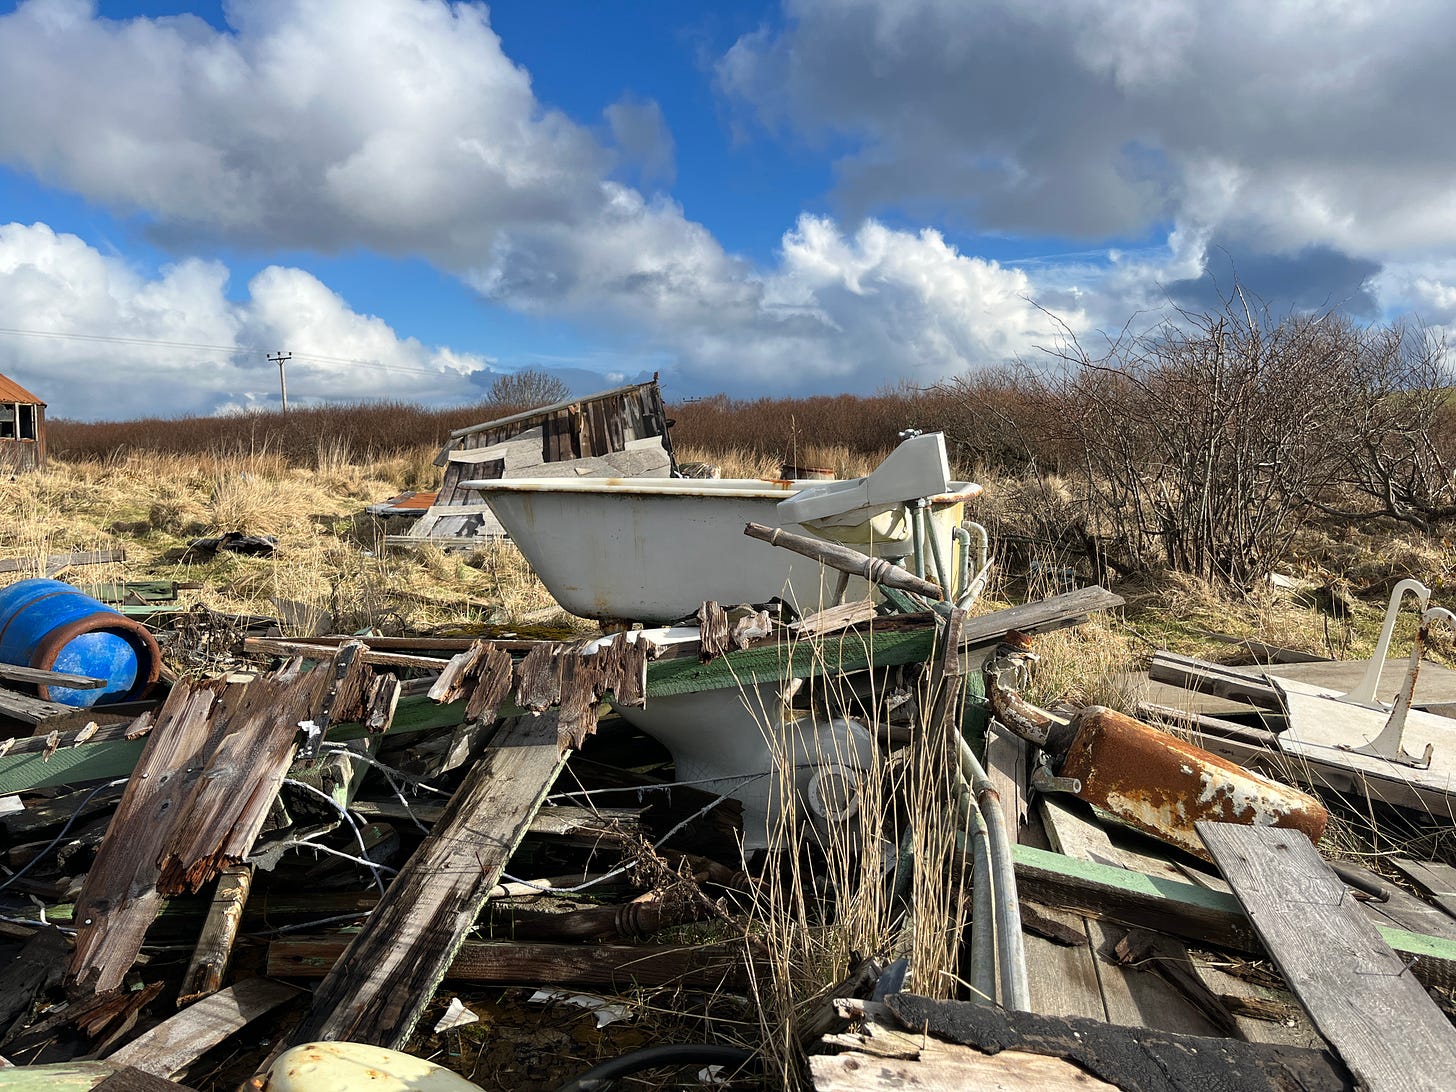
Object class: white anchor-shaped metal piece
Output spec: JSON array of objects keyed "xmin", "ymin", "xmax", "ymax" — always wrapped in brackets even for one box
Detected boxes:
[{"xmin": 1332, "ymin": 578, "xmax": 1451, "ymax": 769}]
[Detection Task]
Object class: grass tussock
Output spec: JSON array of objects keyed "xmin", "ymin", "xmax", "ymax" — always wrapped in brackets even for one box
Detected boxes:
[{"xmin": 741, "ymin": 643, "xmax": 968, "ymax": 1089}]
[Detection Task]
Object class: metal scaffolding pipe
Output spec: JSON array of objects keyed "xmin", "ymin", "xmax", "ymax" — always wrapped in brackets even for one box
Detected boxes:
[{"xmin": 955, "ymin": 773, "xmax": 998, "ymax": 1005}]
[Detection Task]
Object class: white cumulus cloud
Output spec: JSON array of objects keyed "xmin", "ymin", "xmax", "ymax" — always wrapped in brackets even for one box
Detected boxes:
[
  {"xmin": 0, "ymin": 0, "xmax": 1298, "ymax": 407},
  {"xmin": 0, "ymin": 222, "xmax": 493, "ymax": 419}
]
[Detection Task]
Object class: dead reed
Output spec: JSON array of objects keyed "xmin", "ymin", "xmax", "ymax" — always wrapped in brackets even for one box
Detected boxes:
[{"xmin": 738, "ymin": 634, "xmax": 968, "ymax": 1089}]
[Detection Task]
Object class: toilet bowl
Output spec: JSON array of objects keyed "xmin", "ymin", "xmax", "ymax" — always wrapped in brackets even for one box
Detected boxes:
[{"xmin": 586, "ymin": 628, "xmax": 875, "ymax": 850}]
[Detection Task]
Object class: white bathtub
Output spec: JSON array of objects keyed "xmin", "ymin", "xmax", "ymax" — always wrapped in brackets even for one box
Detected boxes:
[{"xmin": 464, "ymin": 475, "xmax": 979, "ymax": 623}]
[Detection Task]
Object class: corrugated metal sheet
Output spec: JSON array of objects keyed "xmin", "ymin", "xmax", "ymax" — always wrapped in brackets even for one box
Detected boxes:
[{"xmin": 0, "ymin": 373, "xmax": 44, "ymax": 405}]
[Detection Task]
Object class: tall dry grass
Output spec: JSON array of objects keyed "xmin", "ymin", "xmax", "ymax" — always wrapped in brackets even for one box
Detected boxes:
[
  {"xmin": 0, "ymin": 449, "xmax": 569, "ymax": 640},
  {"xmin": 739, "ymin": 640, "xmax": 968, "ymax": 1089}
]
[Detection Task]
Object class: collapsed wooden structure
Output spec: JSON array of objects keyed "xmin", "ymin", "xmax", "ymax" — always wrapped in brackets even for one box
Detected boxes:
[
  {"xmin": 390, "ymin": 378, "xmax": 676, "ymax": 548},
  {"xmin": 2, "ymin": 571, "xmax": 1456, "ymax": 1089}
]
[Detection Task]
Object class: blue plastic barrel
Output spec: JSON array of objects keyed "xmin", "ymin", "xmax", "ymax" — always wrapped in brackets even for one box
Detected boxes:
[{"xmin": 0, "ymin": 578, "xmax": 162, "ymax": 707}]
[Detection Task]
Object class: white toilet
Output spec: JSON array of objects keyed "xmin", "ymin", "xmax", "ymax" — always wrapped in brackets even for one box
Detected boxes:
[{"xmin": 585, "ymin": 628, "xmax": 876, "ymax": 851}]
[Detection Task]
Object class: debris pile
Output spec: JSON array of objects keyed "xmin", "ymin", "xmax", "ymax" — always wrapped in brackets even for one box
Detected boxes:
[{"xmin": 1, "ymin": 431, "xmax": 1455, "ymax": 1091}]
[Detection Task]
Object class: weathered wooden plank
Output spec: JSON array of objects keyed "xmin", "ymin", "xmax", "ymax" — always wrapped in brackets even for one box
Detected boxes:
[
  {"xmin": 0, "ymin": 663, "xmax": 104, "ymax": 689},
  {"xmin": 0, "ymin": 686, "xmax": 75, "ymax": 724},
  {"xmin": 1390, "ymin": 857, "xmax": 1456, "ymax": 920},
  {"xmin": 788, "ymin": 599, "xmax": 876, "ymax": 638},
  {"xmin": 5, "ymin": 981, "xmax": 165, "ymax": 1058},
  {"xmin": 1148, "ymin": 652, "xmax": 1284, "ymax": 711},
  {"xmin": 176, "ymin": 865, "xmax": 253, "ymax": 1004},
  {"xmin": 106, "ymin": 978, "xmax": 298, "ymax": 1079},
  {"xmin": 267, "ymin": 937, "xmax": 752, "ymax": 992},
  {"xmin": 69, "ymin": 656, "xmax": 358, "ymax": 994},
  {"xmin": 240, "ymin": 637, "xmax": 453, "ymax": 671},
  {"xmin": 1039, "ymin": 796, "xmax": 1119, "ymax": 863},
  {"xmin": 1021, "ymin": 917, "xmax": 1105, "ymax": 1020},
  {"xmin": 982, "ymin": 723, "xmax": 1029, "ymax": 843},
  {"xmin": 67, "ymin": 681, "xmax": 224, "ymax": 993},
  {"xmin": 557, "ymin": 649, "xmax": 606, "ymax": 751},
  {"xmin": 278, "ymin": 712, "xmax": 570, "ymax": 1050},
  {"xmin": 1198, "ymin": 822, "xmax": 1456, "ymax": 1092},
  {"xmin": 0, "ymin": 549, "xmax": 127, "ymax": 576}
]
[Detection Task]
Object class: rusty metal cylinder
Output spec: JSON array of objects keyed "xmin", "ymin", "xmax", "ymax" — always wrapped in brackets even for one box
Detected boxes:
[{"xmin": 1057, "ymin": 706, "xmax": 1328, "ymax": 860}]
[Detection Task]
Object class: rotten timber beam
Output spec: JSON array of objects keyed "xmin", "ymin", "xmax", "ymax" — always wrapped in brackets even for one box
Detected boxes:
[
  {"xmin": 268, "ymin": 938, "xmax": 753, "ymax": 993},
  {"xmin": 277, "ymin": 711, "xmax": 571, "ymax": 1051}
]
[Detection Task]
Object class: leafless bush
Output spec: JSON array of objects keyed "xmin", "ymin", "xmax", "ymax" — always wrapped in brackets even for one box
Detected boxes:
[
  {"xmin": 918, "ymin": 366, "xmax": 1062, "ymax": 475},
  {"xmin": 482, "ymin": 366, "xmax": 570, "ymax": 412},
  {"xmin": 1316, "ymin": 322, "xmax": 1456, "ymax": 533},
  {"xmin": 1034, "ymin": 296, "xmax": 1367, "ymax": 589}
]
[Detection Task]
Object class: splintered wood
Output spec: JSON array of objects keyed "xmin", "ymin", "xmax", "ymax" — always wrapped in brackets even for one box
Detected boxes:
[
  {"xmin": 428, "ymin": 635, "xmax": 647, "ymax": 751},
  {"xmin": 67, "ymin": 644, "xmax": 388, "ymax": 994}
]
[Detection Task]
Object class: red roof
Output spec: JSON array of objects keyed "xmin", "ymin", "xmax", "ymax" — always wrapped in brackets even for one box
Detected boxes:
[{"xmin": 0, "ymin": 374, "xmax": 44, "ymax": 405}]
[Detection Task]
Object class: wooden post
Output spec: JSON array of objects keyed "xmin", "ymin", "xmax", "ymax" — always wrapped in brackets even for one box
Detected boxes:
[{"xmin": 276, "ymin": 712, "xmax": 571, "ymax": 1051}]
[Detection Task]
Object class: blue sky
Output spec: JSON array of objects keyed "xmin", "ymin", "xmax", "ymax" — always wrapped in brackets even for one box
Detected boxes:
[{"xmin": 1, "ymin": 0, "xmax": 1454, "ymax": 420}]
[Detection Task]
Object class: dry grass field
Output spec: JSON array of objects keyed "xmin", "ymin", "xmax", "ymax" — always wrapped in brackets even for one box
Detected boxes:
[{"xmin": 5, "ymin": 430, "xmax": 1452, "ymax": 682}]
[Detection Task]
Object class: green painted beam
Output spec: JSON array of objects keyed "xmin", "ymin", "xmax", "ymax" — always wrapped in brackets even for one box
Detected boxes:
[
  {"xmin": 1012, "ymin": 842, "xmax": 1456, "ymax": 990},
  {"xmin": 0, "ymin": 1062, "xmax": 118, "ymax": 1089},
  {"xmin": 645, "ymin": 625, "xmax": 938, "ymax": 698}
]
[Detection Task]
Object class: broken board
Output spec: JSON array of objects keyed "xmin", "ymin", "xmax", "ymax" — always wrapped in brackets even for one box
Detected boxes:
[
  {"xmin": 278, "ymin": 711, "xmax": 571, "ymax": 1051},
  {"xmin": 1198, "ymin": 822, "xmax": 1456, "ymax": 1092}
]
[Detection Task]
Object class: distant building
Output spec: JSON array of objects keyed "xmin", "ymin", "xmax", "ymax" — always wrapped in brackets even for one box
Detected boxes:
[
  {"xmin": 0, "ymin": 374, "xmax": 45, "ymax": 471},
  {"xmin": 386, "ymin": 377, "xmax": 676, "ymax": 546}
]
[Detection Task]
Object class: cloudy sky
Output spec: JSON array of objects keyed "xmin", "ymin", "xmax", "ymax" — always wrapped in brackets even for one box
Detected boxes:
[{"xmin": 0, "ymin": 0, "xmax": 1452, "ymax": 419}]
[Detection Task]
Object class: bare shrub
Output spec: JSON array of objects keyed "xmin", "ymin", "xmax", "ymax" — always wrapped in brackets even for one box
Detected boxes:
[
  {"xmin": 1315, "ymin": 322, "xmax": 1456, "ymax": 532},
  {"xmin": 916, "ymin": 367, "xmax": 1060, "ymax": 475},
  {"xmin": 482, "ymin": 366, "xmax": 570, "ymax": 412},
  {"xmin": 669, "ymin": 392, "xmax": 912, "ymax": 464},
  {"xmin": 1032, "ymin": 297, "xmax": 1372, "ymax": 590}
]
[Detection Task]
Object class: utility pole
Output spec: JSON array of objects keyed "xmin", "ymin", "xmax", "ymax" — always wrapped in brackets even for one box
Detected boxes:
[{"xmin": 268, "ymin": 351, "xmax": 292, "ymax": 413}]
